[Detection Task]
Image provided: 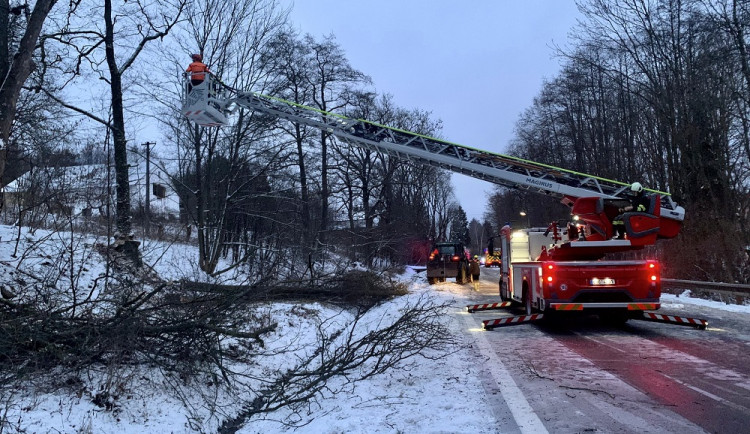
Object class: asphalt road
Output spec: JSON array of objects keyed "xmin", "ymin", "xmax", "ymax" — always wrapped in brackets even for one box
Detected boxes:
[{"xmin": 456, "ymin": 267, "xmax": 750, "ymax": 433}]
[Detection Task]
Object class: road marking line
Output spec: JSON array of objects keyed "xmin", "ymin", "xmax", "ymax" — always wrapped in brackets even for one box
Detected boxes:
[
  {"xmin": 662, "ymin": 374, "xmax": 749, "ymax": 413},
  {"xmin": 459, "ymin": 312, "xmax": 548, "ymax": 434},
  {"xmin": 577, "ymin": 333, "xmax": 628, "ymax": 353}
]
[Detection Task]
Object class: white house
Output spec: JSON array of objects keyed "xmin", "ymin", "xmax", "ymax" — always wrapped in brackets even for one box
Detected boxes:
[{"xmin": 3, "ymin": 161, "xmax": 180, "ymax": 220}]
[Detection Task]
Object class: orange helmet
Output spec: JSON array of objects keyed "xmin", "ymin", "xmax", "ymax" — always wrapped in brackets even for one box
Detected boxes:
[{"xmin": 191, "ymin": 53, "xmax": 202, "ymax": 62}]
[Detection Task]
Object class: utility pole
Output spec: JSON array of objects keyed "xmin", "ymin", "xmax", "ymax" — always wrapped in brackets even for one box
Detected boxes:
[{"xmin": 143, "ymin": 141, "xmax": 155, "ymax": 236}]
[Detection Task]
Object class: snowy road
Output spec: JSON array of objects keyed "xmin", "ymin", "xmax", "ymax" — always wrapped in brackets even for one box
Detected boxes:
[{"xmin": 456, "ymin": 268, "xmax": 750, "ymax": 433}]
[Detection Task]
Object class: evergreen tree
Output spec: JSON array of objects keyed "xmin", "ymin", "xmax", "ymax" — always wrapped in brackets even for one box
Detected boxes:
[{"xmin": 448, "ymin": 205, "xmax": 470, "ymax": 245}]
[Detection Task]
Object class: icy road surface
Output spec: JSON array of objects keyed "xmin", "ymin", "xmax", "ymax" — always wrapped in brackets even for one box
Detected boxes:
[{"xmin": 459, "ymin": 267, "xmax": 750, "ymax": 433}]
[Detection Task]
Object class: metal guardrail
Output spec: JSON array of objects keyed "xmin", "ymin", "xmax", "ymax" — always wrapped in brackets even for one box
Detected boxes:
[
  {"xmin": 661, "ymin": 278, "xmax": 750, "ymax": 305},
  {"xmin": 662, "ymin": 278, "xmax": 750, "ymax": 293}
]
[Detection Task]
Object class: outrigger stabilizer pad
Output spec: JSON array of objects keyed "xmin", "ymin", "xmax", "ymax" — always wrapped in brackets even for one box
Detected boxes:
[
  {"xmin": 466, "ymin": 301, "xmax": 513, "ymax": 313},
  {"xmin": 483, "ymin": 314, "xmax": 544, "ymax": 330},
  {"xmin": 636, "ymin": 312, "xmax": 708, "ymax": 330}
]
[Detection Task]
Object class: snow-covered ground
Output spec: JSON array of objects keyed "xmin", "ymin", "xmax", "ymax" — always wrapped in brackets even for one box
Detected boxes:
[{"xmin": 1, "ymin": 224, "xmax": 748, "ymax": 433}]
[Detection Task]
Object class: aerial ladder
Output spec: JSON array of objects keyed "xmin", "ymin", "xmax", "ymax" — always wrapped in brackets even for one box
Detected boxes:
[
  {"xmin": 181, "ymin": 75, "xmax": 706, "ymax": 330},
  {"xmin": 181, "ymin": 75, "xmax": 684, "ymax": 255}
]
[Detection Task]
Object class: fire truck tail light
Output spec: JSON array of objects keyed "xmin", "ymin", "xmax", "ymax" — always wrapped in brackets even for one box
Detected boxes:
[
  {"xmin": 646, "ymin": 261, "xmax": 659, "ymax": 284},
  {"xmin": 429, "ymin": 254, "xmax": 435, "ymax": 260},
  {"xmin": 451, "ymin": 255, "xmax": 460, "ymax": 262},
  {"xmin": 542, "ymin": 262, "xmax": 555, "ymax": 287}
]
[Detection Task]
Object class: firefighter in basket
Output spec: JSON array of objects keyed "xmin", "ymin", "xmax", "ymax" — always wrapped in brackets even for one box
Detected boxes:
[
  {"xmin": 612, "ymin": 182, "xmax": 651, "ymax": 239},
  {"xmin": 185, "ymin": 53, "xmax": 211, "ymax": 92}
]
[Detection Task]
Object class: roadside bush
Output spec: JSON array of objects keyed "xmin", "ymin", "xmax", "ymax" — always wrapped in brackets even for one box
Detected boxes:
[{"xmin": 1, "ymin": 254, "xmax": 453, "ymax": 430}]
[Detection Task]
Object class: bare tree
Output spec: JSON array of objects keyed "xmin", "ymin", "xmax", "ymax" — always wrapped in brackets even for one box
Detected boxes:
[
  {"xmin": 499, "ymin": 0, "xmax": 750, "ymax": 280},
  {"xmin": 704, "ymin": 0, "xmax": 750, "ymax": 237},
  {"xmin": 367, "ymin": 95, "xmax": 447, "ymax": 260},
  {"xmin": 35, "ymin": 0, "xmax": 187, "ymax": 262},
  {"xmin": 304, "ymin": 34, "xmax": 371, "ymax": 250},
  {"xmin": 260, "ymin": 31, "xmax": 371, "ymax": 273},
  {"xmin": 0, "ymin": 0, "xmax": 58, "ymax": 188},
  {"xmin": 572, "ymin": 0, "xmax": 740, "ymax": 215},
  {"xmin": 426, "ymin": 175, "xmax": 454, "ymax": 242},
  {"xmin": 170, "ymin": 0, "xmax": 289, "ymax": 275},
  {"xmin": 261, "ymin": 29, "xmax": 318, "ymax": 258}
]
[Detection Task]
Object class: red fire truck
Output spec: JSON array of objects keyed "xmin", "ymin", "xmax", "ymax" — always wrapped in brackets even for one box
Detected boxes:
[
  {"xmin": 183, "ymin": 79, "xmax": 703, "ymax": 328},
  {"xmin": 498, "ymin": 225, "xmax": 660, "ymax": 323}
]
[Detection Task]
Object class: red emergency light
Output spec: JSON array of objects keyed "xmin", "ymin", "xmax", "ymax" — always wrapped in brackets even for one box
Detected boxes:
[
  {"xmin": 543, "ymin": 262, "xmax": 555, "ymax": 287},
  {"xmin": 646, "ymin": 260, "xmax": 659, "ymax": 284}
]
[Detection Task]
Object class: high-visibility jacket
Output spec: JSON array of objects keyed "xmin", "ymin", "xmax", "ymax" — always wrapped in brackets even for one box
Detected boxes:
[
  {"xmin": 613, "ymin": 194, "xmax": 651, "ymax": 225},
  {"xmin": 186, "ymin": 61, "xmax": 210, "ymax": 81}
]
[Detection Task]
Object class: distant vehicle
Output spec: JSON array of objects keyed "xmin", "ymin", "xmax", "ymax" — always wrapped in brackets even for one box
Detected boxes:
[
  {"xmin": 485, "ymin": 249, "xmax": 502, "ymax": 267},
  {"xmin": 426, "ymin": 242, "xmax": 471, "ymax": 285}
]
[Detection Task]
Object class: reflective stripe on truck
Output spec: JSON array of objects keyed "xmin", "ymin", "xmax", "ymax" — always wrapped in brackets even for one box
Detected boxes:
[{"xmin": 548, "ymin": 302, "xmax": 660, "ymax": 310}]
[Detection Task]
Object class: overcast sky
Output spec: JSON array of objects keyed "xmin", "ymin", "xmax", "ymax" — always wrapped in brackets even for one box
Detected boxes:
[{"xmin": 283, "ymin": 1, "xmax": 582, "ymax": 222}]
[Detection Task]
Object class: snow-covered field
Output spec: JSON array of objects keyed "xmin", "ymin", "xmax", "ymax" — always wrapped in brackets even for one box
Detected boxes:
[{"xmin": 1, "ymin": 224, "xmax": 747, "ymax": 433}]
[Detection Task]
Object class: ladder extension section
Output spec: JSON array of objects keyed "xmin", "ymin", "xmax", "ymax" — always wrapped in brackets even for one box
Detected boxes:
[{"xmin": 232, "ymin": 92, "xmax": 683, "ymax": 216}]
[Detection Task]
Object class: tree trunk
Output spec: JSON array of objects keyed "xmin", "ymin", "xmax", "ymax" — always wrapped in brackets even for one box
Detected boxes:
[
  {"xmin": 295, "ymin": 124, "xmax": 312, "ymax": 253},
  {"xmin": 0, "ymin": 0, "xmax": 57, "ymax": 185},
  {"xmin": 103, "ymin": 0, "xmax": 138, "ymax": 260},
  {"xmin": 318, "ymin": 128, "xmax": 329, "ymax": 249},
  {"xmin": 193, "ymin": 125, "xmax": 210, "ymax": 272}
]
